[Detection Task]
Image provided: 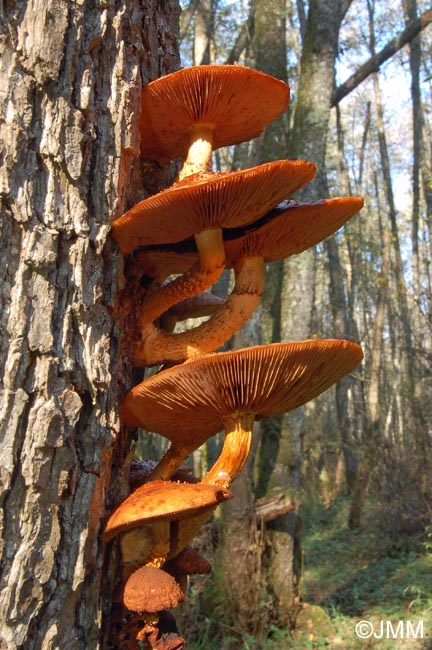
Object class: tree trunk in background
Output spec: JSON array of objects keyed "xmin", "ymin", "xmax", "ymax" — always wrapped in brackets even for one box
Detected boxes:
[
  {"xmin": 217, "ymin": 0, "xmax": 301, "ymax": 632},
  {"xmin": 404, "ymin": 0, "xmax": 422, "ymax": 315},
  {"xmin": 258, "ymin": 0, "xmax": 353, "ymax": 622},
  {"xmin": 288, "ymin": 0, "xmax": 361, "ymax": 511},
  {"xmin": 193, "ymin": 0, "xmax": 213, "ymax": 65},
  {"xmin": 266, "ymin": 0, "xmax": 352, "ymax": 606},
  {"xmin": 0, "ymin": 2, "xmax": 180, "ymax": 648},
  {"xmin": 348, "ymin": 169, "xmax": 390, "ymax": 528},
  {"xmin": 333, "ymin": 105, "xmax": 363, "ymax": 495}
]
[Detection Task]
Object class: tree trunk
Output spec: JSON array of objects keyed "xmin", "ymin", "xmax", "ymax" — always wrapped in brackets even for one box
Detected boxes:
[
  {"xmin": 193, "ymin": 0, "xmax": 213, "ymax": 65},
  {"xmin": 0, "ymin": 2, "xmax": 180, "ymax": 648},
  {"xmin": 404, "ymin": 0, "xmax": 422, "ymax": 311}
]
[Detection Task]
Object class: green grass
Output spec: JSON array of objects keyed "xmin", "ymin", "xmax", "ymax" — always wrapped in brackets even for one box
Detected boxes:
[
  {"xmin": 180, "ymin": 497, "xmax": 432, "ymax": 649},
  {"xmin": 299, "ymin": 497, "xmax": 432, "ymax": 649}
]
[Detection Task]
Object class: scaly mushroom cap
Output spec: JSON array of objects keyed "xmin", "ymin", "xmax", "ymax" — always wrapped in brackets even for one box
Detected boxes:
[
  {"xmin": 120, "ymin": 340, "xmax": 363, "ymax": 449},
  {"xmin": 111, "ymin": 161, "xmax": 316, "ymax": 255},
  {"xmin": 139, "ymin": 65, "xmax": 290, "ymax": 161},
  {"xmin": 101, "ymin": 480, "xmax": 232, "ymax": 542},
  {"xmin": 123, "ymin": 566, "xmax": 184, "ymax": 613}
]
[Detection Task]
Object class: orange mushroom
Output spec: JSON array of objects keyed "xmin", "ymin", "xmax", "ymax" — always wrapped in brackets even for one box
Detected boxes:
[
  {"xmin": 112, "ymin": 161, "xmax": 315, "ymax": 292},
  {"xmin": 163, "ymin": 546, "xmax": 212, "ymax": 578},
  {"xmin": 163, "ymin": 546, "xmax": 212, "ymax": 592},
  {"xmin": 134, "ymin": 197, "xmax": 363, "ymax": 366},
  {"xmin": 120, "ymin": 340, "xmax": 363, "ymax": 486},
  {"xmin": 112, "ymin": 161, "xmax": 316, "ymax": 366},
  {"xmin": 139, "ymin": 65, "xmax": 290, "ymax": 180},
  {"xmin": 101, "ymin": 480, "xmax": 231, "ymax": 572},
  {"xmin": 123, "ymin": 565, "xmax": 184, "ymax": 615},
  {"xmin": 122, "ymin": 566, "xmax": 186, "ymax": 648}
]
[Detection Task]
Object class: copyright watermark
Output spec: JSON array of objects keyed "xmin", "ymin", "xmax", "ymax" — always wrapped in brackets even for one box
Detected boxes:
[{"xmin": 355, "ymin": 620, "xmax": 424, "ymax": 640}]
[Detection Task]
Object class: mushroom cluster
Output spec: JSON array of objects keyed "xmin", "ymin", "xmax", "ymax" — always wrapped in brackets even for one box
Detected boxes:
[{"xmin": 107, "ymin": 64, "xmax": 364, "ymax": 648}]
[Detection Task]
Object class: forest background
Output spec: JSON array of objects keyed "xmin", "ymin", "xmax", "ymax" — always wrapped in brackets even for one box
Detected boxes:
[
  {"xmin": 0, "ymin": 0, "xmax": 431, "ymax": 648},
  {"xmin": 146, "ymin": 0, "xmax": 432, "ymax": 647}
]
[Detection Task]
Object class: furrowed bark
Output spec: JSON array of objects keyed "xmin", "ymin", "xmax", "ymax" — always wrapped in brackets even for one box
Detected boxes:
[{"xmin": 0, "ymin": 2, "xmax": 180, "ymax": 648}]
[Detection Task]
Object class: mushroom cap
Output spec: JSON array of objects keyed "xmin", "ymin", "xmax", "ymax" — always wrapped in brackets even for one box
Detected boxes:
[
  {"xmin": 111, "ymin": 161, "xmax": 316, "ymax": 254},
  {"xmin": 139, "ymin": 65, "xmax": 290, "ymax": 161},
  {"xmin": 101, "ymin": 480, "xmax": 232, "ymax": 542},
  {"xmin": 133, "ymin": 196, "xmax": 363, "ymax": 280},
  {"xmin": 224, "ymin": 196, "xmax": 364, "ymax": 262},
  {"xmin": 163, "ymin": 546, "xmax": 212, "ymax": 576},
  {"xmin": 123, "ymin": 566, "xmax": 184, "ymax": 613},
  {"xmin": 120, "ymin": 339, "xmax": 363, "ymax": 449}
]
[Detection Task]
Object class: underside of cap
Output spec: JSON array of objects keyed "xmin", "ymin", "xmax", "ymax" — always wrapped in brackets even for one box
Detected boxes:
[
  {"xmin": 120, "ymin": 339, "xmax": 363, "ymax": 447},
  {"xmin": 132, "ymin": 196, "xmax": 363, "ymax": 280},
  {"xmin": 111, "ymin": 160, "xmax": 316, "ymax": 254},
  {"xmin": 139, "ymin": 65, "xmax": 290, "ymax": 161}
]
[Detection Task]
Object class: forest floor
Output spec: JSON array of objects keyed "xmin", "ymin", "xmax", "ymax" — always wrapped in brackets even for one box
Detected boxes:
[
  {"xmin": 294, "ymin": 497, "xmax": 432, "ymax": 650},
  {"xmin": 181, "ymin": 497, "xmax": 432, "ymax": 649}
]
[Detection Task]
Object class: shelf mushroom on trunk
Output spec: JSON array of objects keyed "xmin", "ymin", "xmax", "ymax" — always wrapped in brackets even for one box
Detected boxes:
[
  {"xmin": 101, "ymin": 479, "xmax": 231, "ymax": 575},
  {"xmin": 120, "ymin": 339, "xmax": 363, "ymax": 486},
  {"xmin": 133, "ymin": 196, "xmax": 363, "ymax": 365},
  {"xmin": 112, "ymin": 160, "xmax": 316, "ymax": 365},
  {"xmin": 139, "ymin": 64, "xmax": 290, "ymax": 180}
]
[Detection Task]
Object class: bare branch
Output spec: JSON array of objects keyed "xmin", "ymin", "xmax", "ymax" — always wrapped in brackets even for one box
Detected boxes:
[
  {"xmin": 296, "ymin": 0, "xmax": 306, "ymax": 40},
  {"xmin": 332, "ymin": 8, "xmax": 432, "ymax": 105},
  {"xmin": 225, "ymin": 1, "xmax": 256, "ymax": 64},
  {"xmin": 226, "ymin": 17, "xmax": 254, "ymax": 64},
  {"xmin": 180, "ymin": 0, "xmax": 201, "ymax": 40}
]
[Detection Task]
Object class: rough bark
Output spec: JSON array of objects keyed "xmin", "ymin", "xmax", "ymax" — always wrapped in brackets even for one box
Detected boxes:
[{"xmin": 0, "ymin": 2, "xmax": 180, "ymax": 648}]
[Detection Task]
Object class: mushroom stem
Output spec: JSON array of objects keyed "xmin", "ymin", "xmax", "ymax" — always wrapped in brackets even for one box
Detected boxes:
[
  {"xmin": 202, "ymin": 413, "xmax": 256, "ymax": 487},
  {"xmin": 167, "ymin": 509, "xmax": 216, "ymax": 560},
  {"xmin": 179, "ymin": 124, "xmax": 214, "ymax": 181},
  {"xmin": 120, "ymin": 528, "xmax": 153, "ymax": 578},
  {"xmin": 158, "ymin": 311, "xmax": 178, "ymax": 334},
  {"xmin": 134, "ymin": 256, "xmax": 265, "ymax": 367},
  {"xmin": 137, "ymin": 229, "xmax": 225, "ymax": 327},
  {"xmin": 161, "ymin": 414, "xmax": 255, "ymax": 561},
  {"xmin": 147, "ymin": 444, "xmax": 195, "ymax": 482},
  {"xmin": 146, "ymin": 519, "xmax": 171, "ymax": 568}
]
